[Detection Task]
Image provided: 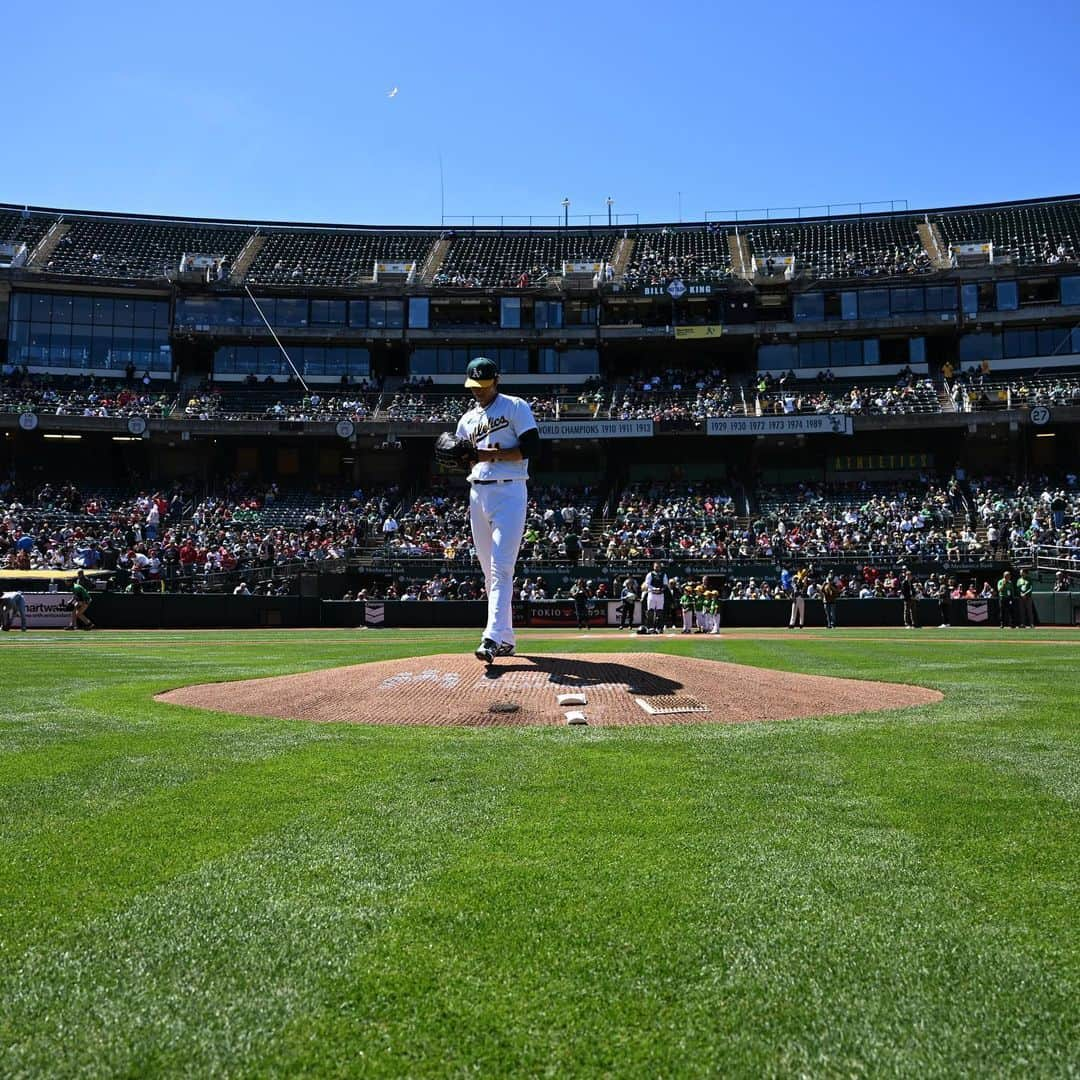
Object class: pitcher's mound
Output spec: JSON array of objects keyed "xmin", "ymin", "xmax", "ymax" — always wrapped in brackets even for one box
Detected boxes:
[{"xmin": 156, "ymin": 652, "xmax": 941, "ymax": 727}]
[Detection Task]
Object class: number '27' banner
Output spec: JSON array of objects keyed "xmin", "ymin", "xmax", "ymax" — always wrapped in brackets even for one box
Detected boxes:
[{"xmin": 706, "ymin": 414, "xmax": 853, "ymax": 437}]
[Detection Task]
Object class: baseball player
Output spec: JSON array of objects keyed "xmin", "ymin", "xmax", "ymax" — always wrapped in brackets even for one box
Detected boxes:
[
  {"xmin": 455, "ymin": 357, "xmax": 539, "ymax": 663},
  {"xmin": 679, "ymin": 582, "xmax": 696, "ymax": 634},
  {"xmin": 698, "ymin": 587, "xmax": 713, "ymax": 635},
  {"xmin": 0, "ymin": 590, "xmax": 28, "ymax": 632},
  {"xmin": 641, "ymin": 561, "xmax": 668, "ymax": 635}
]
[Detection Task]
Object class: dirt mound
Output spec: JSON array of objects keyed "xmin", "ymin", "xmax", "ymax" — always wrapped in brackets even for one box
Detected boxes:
[{"xmin": 157, "ymin": 652, "xmax": 942, "ymax": 727}]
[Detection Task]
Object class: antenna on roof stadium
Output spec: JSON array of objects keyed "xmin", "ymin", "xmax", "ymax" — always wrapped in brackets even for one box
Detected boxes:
[{"xmin": 243, "ymin": 286, "xmax": 310, "ymax": 393}]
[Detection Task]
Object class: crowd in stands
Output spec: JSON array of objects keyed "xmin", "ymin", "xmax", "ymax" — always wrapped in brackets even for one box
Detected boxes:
[
  {"xmin": 967, "ymin": 475, "xmax": 1079, "ymax": 561},
  {"xmin": 0, "ymin": 478, "xmax": 402, "ymax": 593},
  {"xmin": 753, "ymin": 367, "xmax": 938, "ymax": 416},
  {"xmin": 0, "ymin": 369, "xmax": 173, "ymax": 417},
  {"xmin": 948, "ymin": 369, "xmax": 1080, "ymax": 412},
  {"xmin": 622, "ymin": 227, "xmax": 734, "ymax": 290},
  {"xmin": 750, "ymin": 479, "xmax": 980, "ymax": 562}
]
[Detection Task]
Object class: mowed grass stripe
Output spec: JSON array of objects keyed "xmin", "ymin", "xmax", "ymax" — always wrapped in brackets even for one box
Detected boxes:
[{"xmin": 242, "ymin": 725, "xmax": 1079, "ymax": 1076}]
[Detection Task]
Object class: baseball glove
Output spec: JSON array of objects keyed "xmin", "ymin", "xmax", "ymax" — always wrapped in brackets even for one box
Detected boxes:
[{"xmin": 434, "ymin": 431, "xmax": 478, "ymax": 472}]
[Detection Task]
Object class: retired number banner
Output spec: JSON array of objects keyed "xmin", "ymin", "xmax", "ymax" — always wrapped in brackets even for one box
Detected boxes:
[{"xmin": 706, "ymin": 415, "xmax": 854, "ymax": 437}]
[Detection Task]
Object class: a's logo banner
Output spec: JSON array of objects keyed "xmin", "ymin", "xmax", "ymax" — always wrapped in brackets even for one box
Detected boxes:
[{"xmin": 674, "ymin": 325, "xmax": 723, "ymax": 340}]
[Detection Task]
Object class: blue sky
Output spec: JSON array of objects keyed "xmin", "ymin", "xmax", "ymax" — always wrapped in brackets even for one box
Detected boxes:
[{"xmin": 9, "ymin": 0, "xmax": 1080, "ymax": 226}]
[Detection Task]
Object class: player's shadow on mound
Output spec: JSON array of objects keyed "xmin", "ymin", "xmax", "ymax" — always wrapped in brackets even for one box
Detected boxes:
[{"xmin": 483, "ymin": 655, "xmax": 683, "ymax": 696}]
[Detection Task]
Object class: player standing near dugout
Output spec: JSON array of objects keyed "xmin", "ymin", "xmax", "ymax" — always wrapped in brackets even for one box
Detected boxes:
[{"xmin": 455, "ymin": 357, "xmax": 540, "ymax": 663}]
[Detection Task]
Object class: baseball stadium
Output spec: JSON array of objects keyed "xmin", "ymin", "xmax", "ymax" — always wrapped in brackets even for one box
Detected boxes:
[{"xmin": 2, "ymin": 185, "xmax": 1077, "ymax": 1074}]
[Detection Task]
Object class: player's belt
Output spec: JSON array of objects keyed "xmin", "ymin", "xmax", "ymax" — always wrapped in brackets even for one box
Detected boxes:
[{"xmin": 471, "ymin": 478, "xmax": 519, "ymax": 485}]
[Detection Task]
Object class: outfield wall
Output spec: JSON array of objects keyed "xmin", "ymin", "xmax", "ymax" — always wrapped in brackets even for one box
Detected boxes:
[{"xmin": 57, "ymin": 592, "xmax": 1080, "ymax": 629}]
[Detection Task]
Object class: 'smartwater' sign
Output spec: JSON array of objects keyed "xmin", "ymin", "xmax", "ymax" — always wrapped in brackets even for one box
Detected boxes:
[
  {"xmin": 706, "ymin": 414, "xmax": 853, "ymax": 437},
  {"xmin": 21, "ymin": 592, "xmax": 73, "ymax": 628},
  {"xmin": 539, "ymin": 420, "xmax": 654, "ymax": 439}
]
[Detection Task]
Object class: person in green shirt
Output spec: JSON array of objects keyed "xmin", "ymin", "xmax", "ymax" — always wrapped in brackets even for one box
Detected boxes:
[
  {"xmin": 67, "ymin": 570, "xmax": 96, "ymax": 631},
  {"xmin": 1016, "ymin": 569, "xmax": 1035, "ymax": 628},
  {"xmin": 679, "ymin": 584, "xmax": 696, "ymax": 634},
  {"xmin": 997, "ymin": 570, "xmax": 1017, "ymax": 629}
]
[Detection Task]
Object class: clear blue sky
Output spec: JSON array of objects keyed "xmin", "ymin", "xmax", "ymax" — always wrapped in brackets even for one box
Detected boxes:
[{"xmin": 9, "ymin": 0, "xmax": 1080, "ymax": 227}]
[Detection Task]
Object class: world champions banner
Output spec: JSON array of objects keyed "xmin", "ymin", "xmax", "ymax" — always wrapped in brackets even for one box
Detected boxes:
[{"xmin": 538, "ymin": 420, "xmax": 654, "ymax": 439}]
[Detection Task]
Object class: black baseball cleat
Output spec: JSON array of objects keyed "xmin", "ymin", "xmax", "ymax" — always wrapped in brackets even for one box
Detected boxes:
[
  {"xmin": 495, "ymin": 642, "xmax": 515, "ymax": 657},
  {"xmin": 475, "ymin": 638, "xmax": 497, "ymax": 664}
]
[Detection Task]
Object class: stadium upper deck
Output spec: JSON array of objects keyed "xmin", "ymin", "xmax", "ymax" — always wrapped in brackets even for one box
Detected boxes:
[{"xmin": 2, "ymin": 194, "xmax": 1079, "ymax": 287}]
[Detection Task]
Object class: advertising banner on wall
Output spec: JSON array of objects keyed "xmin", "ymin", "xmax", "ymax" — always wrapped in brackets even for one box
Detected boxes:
[
  {"xmin": 512, "ymin": 600, "xmax": 607, "ymax": 627},
  {"xmin": 18, "ymin": 592, "xmax": 73, "ymax": 628},
  {"xmin": 673, "ymin": 325, "xmax": 723, "ymax": 340}
]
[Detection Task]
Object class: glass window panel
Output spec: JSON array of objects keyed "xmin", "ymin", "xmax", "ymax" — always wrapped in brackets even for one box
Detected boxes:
[
  {"xmin": 71, "ymin": 323, "xmax": 93, "ymax": 354},
  {"xmin": 1071, "ymin": 328, "xmax": 1080, "ymax": 354},
  {"xmin": 244, "ymin": 297, "xmax": 274, "ymax": 326},
  {"xmin": 500, "ymin": 297, "xmax": 521, "ymax": 329},
  {"xmin": 411, "ymin": 348, "xmax": 437, "ymax": 375},
  {"xmin": 495, "ymin": 347, "xmax": 529, "ymax": 373},
  {"xmin": 91, "ymin": 336, "xmax": 111, "ymax": 366},
  {"xmin": 890, "ymin": 288, "xmax": 924, "ymax": 314},
  {"xmin": 858, "ymin": 290, "xmax": 890, "ymax": 318},
  {"xmin": 274, "ymin": 299, "xmax": 308, "ymax": 327},
  {"xmin": 7, "ymin": 320, "xmax": 28, "ymax": 346},
  {"xmin": 539, "ymin": 348, "xmax": 558, "ymax": 373},
  {"xmin": 909, "ymin": 337, "xmax": 926, "ymax": 364},
  {"xmin": 31, "ymin": 293, "xmax": 52, "ymax": 319},
  {"xmin": 1003, "ymin": 329, "xmax": 1035, "ymax": 357},
  {"xmin": 349, "ymin": 300, "xmax": 368, "ymax": 328},
  {"xmin": 218, "ymin": 297, "xmax": 242, "ymax": 325},
  {"xmin": 961, "ymin": 284, "xmax": 979, "ymax": 316},
  {"xmin": 798, "ymin": 340, "xmax": 828, "ymax": 368},
  {"xmin": 10, "ymin": 292, "xmax": 32, "ymax": 322},
  {"xmin": 410, "ymin": 297, "xmax": 430, "ymax": 329},
  {"xmin": 93, "ymin": 296, "xmax": 114, "ymax": 325},
  {"xmin": 1060, "ymin": 276, "xmax": 1080, "ymax": 306},
  {"xmin": 758, "ymin": 343, "xmax": 796, "ymax": 370},
  {"xmin": 1038, "ymin": 328, "xmax": 1062, "ymax": 356},
  {"xmin": 995, "ymin": 280, "xmax": 1019, "ymax": 311},
  {"xmin": 113, "ymin": 299, "xmax": 136, "ymax": 326},
  {"xmin": 310, "ymin": 300, "xmax": 347, "ymax": 326},
  {"xmin": 70, "ymin": 296, "xmax": 94, "ymax": 323},
  {"xmin": 560, "ymin": 349, "xmax": 598, "ymax": 375},
  {"xmin": 793, "ymin": 293, "xmax": 824, "ymax": 321},
  {"xmin": 132, "ymin": 299, "xmax": 157, "ymax": 327},
  {"xmin": 49, "ymin": 294, "xmax": 74, "ymax": 324},
  {"xmin": 925, "ymin": 286, "xmax": 956, "ymax": 311},
  {"xmin": 863, "ymin": 339, "xmax": 880, "ymax": 365},
  {"xmin": 840, "ymin": 291, "xmax": 859, "ymax": 321},
  {"xmin": 385, "ymin": 300, "xmax": 404, "ymax": 328}
]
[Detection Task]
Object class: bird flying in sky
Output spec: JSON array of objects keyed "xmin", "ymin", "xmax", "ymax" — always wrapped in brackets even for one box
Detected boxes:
[{"xmin": 387, "ymin": 87, "xmax": 399, "ymax": 98}]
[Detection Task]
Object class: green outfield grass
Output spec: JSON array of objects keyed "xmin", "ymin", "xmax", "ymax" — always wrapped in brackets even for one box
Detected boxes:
[{"xmin": 1, "ymin": 628, "xmax": 1077, "ymax": 1078}]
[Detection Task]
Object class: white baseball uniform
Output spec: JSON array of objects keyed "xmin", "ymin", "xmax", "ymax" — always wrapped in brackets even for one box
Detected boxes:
[{"xmin": 456, "ymin": 392, "xmax": 537, "ymax": 647}]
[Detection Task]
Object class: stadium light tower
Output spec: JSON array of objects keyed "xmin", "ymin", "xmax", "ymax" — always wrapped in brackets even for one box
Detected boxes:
[
  {"xmin": 606, "ymin": 196, "xmax": 614, "ymax": 227},
  {"xmin": 562, "ymin": 197, "xmax": 570, "ymax": 228}
]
